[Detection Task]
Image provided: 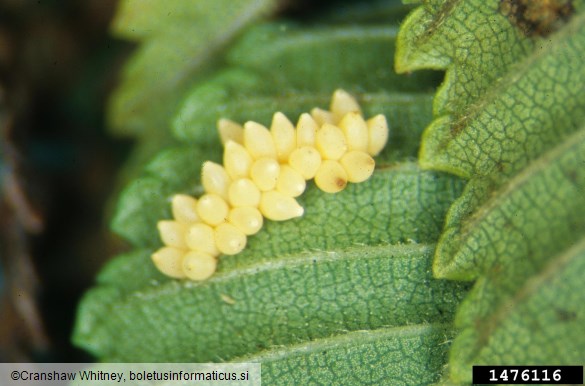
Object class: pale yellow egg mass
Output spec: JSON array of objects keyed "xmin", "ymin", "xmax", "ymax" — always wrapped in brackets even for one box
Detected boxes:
[{"xmin": 153, "ymin": 89, "xmax": 389, "ymax": 281}]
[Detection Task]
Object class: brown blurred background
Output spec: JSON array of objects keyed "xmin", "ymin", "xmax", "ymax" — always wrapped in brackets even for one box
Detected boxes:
[{"xmin": 0, "ymin": 0, "xmax": 131, "ymax": 362}]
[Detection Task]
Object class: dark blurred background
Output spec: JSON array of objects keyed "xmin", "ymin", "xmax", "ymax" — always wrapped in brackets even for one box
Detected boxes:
[{"xmin": 0, "ymin": 0, "xmax": 132, "ymax": 362}]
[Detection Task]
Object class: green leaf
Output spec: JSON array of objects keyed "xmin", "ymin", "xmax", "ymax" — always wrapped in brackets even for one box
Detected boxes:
[
  {"xmin": 174, "ymin": 81, "xmax": 434, "ymax": 162},
  {"xmin": 398, "ymin": 1, "xmax": 585, "ymax": 179},
  {"xmin": 75, "ymin": 1, "xmax": 472, "ymax": 382},
  {"xmin": 440, "ymin": 128, "xmax": 585, "ymax": 383},
  {"xmin": 241, "ymin": 324, "xmax": 455, "ymax": 385},
  {"xmin": 173, "ymin": 23, "xmax": 440, "ymax": 149},
  {"xmin": 396, "ymin": 0, "xmax": 585, "ymax": 383},
  {"xmin": 108, "ymin": 0, "xmax": 276, "ymax": 137},
  {"xmin": 396, "ymin": 1, "xmax": 534, "ymax": 119},
  {"xmin": 74, "ymin": 164, "xmax": 468, "ymax": 362},
  {"xmin": 317, "ymin": 0, "xmax": 415, "ymax": 24},
  {"xmin": 110, "ymin": 145, "xmax": 220, "ymax": 247},
  {"xmin": 434, "ymin": 128, "xmax": 585, "ymax": 280},
  {"xmin": 450, "ymin": 235, "xmax": 585, "ymax": 381}
]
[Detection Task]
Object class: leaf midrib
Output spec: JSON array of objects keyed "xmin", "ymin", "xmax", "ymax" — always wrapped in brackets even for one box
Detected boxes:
[
  {"xmin": 471, "ymin": 233, "xmax": 585, "ymax": 357},
  {"xmin": 245, "ymin": 25, "xmax": 400, "ymax": 53},
  {"xmin": 402, "ymin": 0, "xmax": 462, "ymax": 53},
  {"xmin": 129, "ymin": 243, "xmax": 435, "ymax": 301},
  {"xmin": 459, "ymin": 125, "xmax": 585, "ymax": 237},
  {"xmin": 125, "ymin": 0, "xmax": 275, "ymax": 113},
  {"xmin": 233, "ymin": 321, "xmax": 451, "ymax": 363}
]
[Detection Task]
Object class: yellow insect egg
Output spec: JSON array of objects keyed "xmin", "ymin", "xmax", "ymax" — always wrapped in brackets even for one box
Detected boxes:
[
  {"xmin": 218, "ymin": 118, "xmax": 244, "ymax": 145},
  {"xmin": 182, "ymin": 251, "xmax": 217, "ymax": 281},
  {"xmin": 296, "ymin": 113, "xmax": 319, "ymax": 147},
  {"xmin": 215, "ymin": 222, "xmax": 247, "ymax": 255},
  {"xmin": 330, "ymin": 89, "xmax": 361, "ymax": 123},
  {"xmin": 228, "ymin": 206, "xmax": 264, "ymax": 235},
  {"xmin": 260, "ymin": 190, "xmax": 304, "ymax": 221},
  {"xmin": 196, "ymin": 193, "xmax": 229, "ymax": 226},
  {"xmin": 276, "ymin": 165, "xmax": 306, "ymax": 197},
  {"xmin": 151, "ymin": 247, "xmax": 187, "ymax": 279},
  {"xmin": 340, "ymin": 150, "xmax": 375, "ymax": 183},
  {"xmin": 314, "ymin": 159, "xmax": 348, "ymax": 193},
  {"xmin": 339, "ymin": 112, "xmax": 368, "ymax": 152},
  {"xmin": 310, "ymin": 107, "xmax": 335, "ymax": 126},
  {"xmin": 185, "ymin": 223, "xmax": 220, "ymax": 256},
  {"xmin": 157, "ymin": 220, "xmax": 188, "ymax": 248},
  {"xmin": 171, "ymin": 194, "xmax": 200, "ymax": 224},
  {"xmin": 224, "ymin": 140, "xmax": 253, "ymax": 179},
  {"xmin": 153, "ymin": 89, "xmax": 389, "ymax": 281},
  {"xmin": 201, "ymin": 161, "xmax": 231, "ymax": 200},
  {"xmin": 315, "ymin": 123, "xmax": 348, "ymax": 160},
  {"xmin": 367, "ymin": 114, "xmax": 389, "ymax": 156},
  {"xmin": 271, "ymin": 112, "xmax": 296, "ymax": 163},
  {"xmin": 288, "ymin": 146, "xmax": 322, "ymax": 180},
  {"xmin": 250, "ymin": 157, "xmax": 280, "ymax": 192},
  {"xmin": 228, "ymin": 178, "xmax": 261, "ymax": 207},
  {"xmin": 244, "ymin": 121, "xmax": 277, "ymax": 159}
]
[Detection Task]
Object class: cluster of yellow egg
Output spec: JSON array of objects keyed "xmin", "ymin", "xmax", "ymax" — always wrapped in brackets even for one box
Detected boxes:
[{"xmin": 152, "ymin": 89, "xmax": 389, "ymax": 281}]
